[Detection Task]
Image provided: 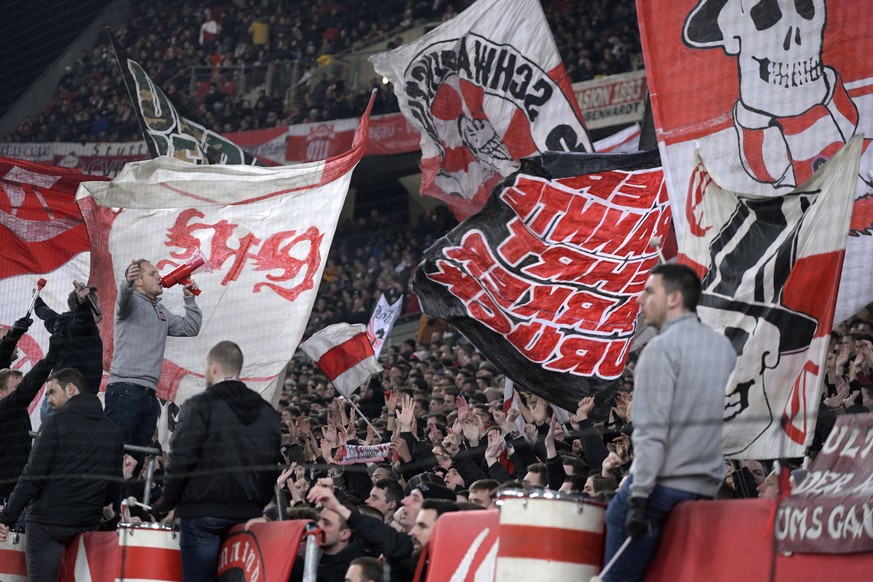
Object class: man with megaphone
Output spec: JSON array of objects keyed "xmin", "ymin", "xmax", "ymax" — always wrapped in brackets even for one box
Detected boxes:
[{"xmin": 104, "ymin": 259, "xmax": 202, "ymax": 466}]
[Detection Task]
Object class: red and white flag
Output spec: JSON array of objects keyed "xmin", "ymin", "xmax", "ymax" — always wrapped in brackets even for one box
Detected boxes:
[
  {"xmin": 0, "ymin": 158, "xmax": 110, "ymax": 427},
  {"xmin": 679, "ymin": 137, "xmax": 862, "ymax": 459},
  {"xmin": 370, "ymin": 0, "xmax": 591, "ymax": 220},
  {"xmin": 300, "ymin": 322, "xmax": 383, "ymax": 399},
  {"xmin": 74, "ymin": 106, "xmax": 372, "ymax": 406}
]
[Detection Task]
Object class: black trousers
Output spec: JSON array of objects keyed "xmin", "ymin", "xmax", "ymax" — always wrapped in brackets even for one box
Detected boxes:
[{"xmin": 25, "ymin": 520, "xmax": 89, "ymax": 581}]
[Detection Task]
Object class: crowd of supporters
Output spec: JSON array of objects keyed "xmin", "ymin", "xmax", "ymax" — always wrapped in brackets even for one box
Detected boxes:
[{"xmin": 7, "ymin": 0, "xmax": 643, "ymax": 144}]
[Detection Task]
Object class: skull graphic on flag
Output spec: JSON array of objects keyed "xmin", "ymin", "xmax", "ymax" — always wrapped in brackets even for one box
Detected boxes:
[{"xmin": 679, "ymin": 137, "xmax": 862, "ymax": 459}]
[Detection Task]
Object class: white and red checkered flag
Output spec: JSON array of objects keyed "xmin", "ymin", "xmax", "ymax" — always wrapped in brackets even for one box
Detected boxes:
[
  {"xmin": 300, "ymin": 323, "xmax": 384, "ymax": 399},
  {"xmin": 75, "ymin": 99, "xmax": 374, "ymax": 407}
]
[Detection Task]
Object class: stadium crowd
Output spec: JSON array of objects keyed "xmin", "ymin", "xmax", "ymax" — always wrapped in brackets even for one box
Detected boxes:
[
  {"xmin": 6, "ymin": 0, "xmax": 642, "ymax": 144},
  {"xmin": 2, "ymin": 251, "xmax": 871, "ymax": 579}
]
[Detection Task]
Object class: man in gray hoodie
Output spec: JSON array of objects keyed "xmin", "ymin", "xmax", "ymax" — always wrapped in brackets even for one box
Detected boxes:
[
  {"xmin": 602, "ymin": 264, "xmax": 736, "ymax": 581},
  {"xmin": 104, "ymin": 259, "xmax": 202, "ymax": 455}
]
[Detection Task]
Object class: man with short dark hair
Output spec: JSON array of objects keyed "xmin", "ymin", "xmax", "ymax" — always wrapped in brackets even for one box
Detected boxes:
[
  {"xmin": 468, "ymin": 479, "xmax": 499, "ymax": 508},
  {"xmin": 602, "ymin": 264, "xmax": 736, "ymax": 581},
  {"xmin": 155, "ymin": 341, "xmax": 281, "ymax": 582},
  {"xmin": 411, "ymin": 499, "xmax": 459, "ymax": 557},
  {"xmin": 105, "ymin": 258, "xmax": 202, "ymax": 453},
  {"xmin": 345, "ymin": 556, "xmax": 383, "ymax": 582},
  {"xmin": 0, "ymin": 367, "xmax": 124, "ymax": 581},
  {"xmin": 366, "ymin": 478, "xmax": 403, "ymax": 523}
]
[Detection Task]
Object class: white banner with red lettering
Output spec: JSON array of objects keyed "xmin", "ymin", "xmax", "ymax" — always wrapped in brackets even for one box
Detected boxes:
[
  {"xmin": 370, "ymin": 0, "xmax": 591, "ymax": 220},
  {"xmin": 572, "ymin": 70, "xmax": 648, "ymax": 131},
  {"xmin": 75, "ymin": 110, "xmax": 370, "ymax": 405},
  {"xmin": 638, "ymin": 0, "xmax": 873, "ymax": 325},
  {"xmin": 679, "ymin": 137, "xmax": 862, "ymax": 459}
]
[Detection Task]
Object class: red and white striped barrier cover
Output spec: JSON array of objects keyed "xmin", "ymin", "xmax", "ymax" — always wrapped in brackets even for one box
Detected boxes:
[
  {"xmin": 495, "ymin": 492, "xmax": 605, "ymax": 581},
  {"xmin": 0, "ymin": 532, "xmax": 27, "ymax": 582}
]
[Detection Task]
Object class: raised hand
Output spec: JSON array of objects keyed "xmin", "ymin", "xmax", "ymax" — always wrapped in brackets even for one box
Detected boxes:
[
  {"xmin": 485, "ymin": 429, "xmax": 504, "ymax": 463},
  {"xmin": 397, "ymin": 395, "xmax": 416, "ymax": 432},
  {"xmin": 613, "ymin": 392, "xmax": 632, "ymax": 422},
  {"xmin": 457, "ymin": 395, "xmax": 470, "ymax": 422},
  {"xmin": 576, "ymin": 396, "xmax": 595, "ymax": 420}
]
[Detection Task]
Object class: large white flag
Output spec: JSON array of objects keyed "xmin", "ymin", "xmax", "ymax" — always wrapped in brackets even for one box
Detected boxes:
[
  {"xmin": 370, "ymin": 0, "xmax": 591, "ymax": 220},
  {"xmin": 680, "ymin": 137, "xmax": 863, "ymax": 459},
  {"xmin": 75, "ymin": 109, "xmax": 371, "ymax": 406},
  {"xmin": 366, "ymin": 294, "xmax": 403, "ymax": 358}
]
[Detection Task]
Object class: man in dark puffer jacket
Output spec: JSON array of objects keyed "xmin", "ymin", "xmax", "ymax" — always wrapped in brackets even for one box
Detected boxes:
[
  {"xmin": 0, "ymin": 367, "xmax": 124, "ymax": 581},
  {"xmin": 155, "ymin": 340, "xmax": 282, "ymax": 582}
]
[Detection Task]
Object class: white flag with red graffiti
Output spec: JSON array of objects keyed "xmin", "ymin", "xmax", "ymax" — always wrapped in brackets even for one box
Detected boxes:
[
  {"xmin": 75, "ymin": 110, "xmax": 371, "ymax": 406},
  {"xmin": 370, "ymin": 0, "xmax": 591, "ymax": 221},
  {"xmin": 679, "ymin": 137, "xmax": 863, "ymax": 460}
]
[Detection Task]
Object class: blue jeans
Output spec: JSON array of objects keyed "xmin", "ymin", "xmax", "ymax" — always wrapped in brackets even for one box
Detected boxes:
[
  {"xmin": 179, "ymin": 516, "xmax": 244, "ymax": 582},
  {"xmin": 104, "ymin": 382, "xmax": 160, "ymax": 449},
  {"xmin": 603, "ymin": 476, "xmax": 709, "ymax": 582}
]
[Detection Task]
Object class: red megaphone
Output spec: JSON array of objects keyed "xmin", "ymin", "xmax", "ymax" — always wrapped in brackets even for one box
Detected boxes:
[{"xmin": 160, "ymin": 248, "xmax": 211, "ymax": 295}]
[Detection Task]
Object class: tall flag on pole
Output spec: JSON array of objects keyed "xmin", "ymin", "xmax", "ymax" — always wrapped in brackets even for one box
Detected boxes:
[
  {"xmin": 0, "ymin": 158, "xmax": 109, "ymax": 427},
  {"xmin": 75, "ymin": 102, "xmax": 373, "ymax": 406},
  {"xmin": 679, "ymin": 136, "xmax": 863, "ymax": 460},
  {"xmin": 108, "ymin": 31, "xmax": 265, "ymax": 166},
  {"xmin": 637, "ymin": 0, "xmax": 873, "ymax": 324},
  {"xmin": 366, "ymin": 294, "xmax": 404, "ymax": 358},
  {"xmin": 413, "ymin": 149, "xmax": 668, "ymax": 412},
  {"xmin": 300, "ymin": 323, "xmax": 384, "ymax": 398},
  {"xmin": 370, "ymin": 0, "xmax": 592, "ymax": 221}
]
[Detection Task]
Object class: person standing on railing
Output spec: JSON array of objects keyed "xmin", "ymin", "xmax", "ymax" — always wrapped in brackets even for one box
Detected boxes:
[
  {"xmin": 104, "ymin": 259, "xmax": 201, "ymax": 463},
  {"xmin": 0, "ymin": 368, "xmax": 124, "ymax": 581},
  {"xmin": 602, "ymin": 264, "xmax": 736, "ymax": 581}
]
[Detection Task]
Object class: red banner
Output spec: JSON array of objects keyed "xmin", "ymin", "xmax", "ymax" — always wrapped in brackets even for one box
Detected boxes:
[
  {"xmin": 424, "ymin": 509, "xmax": 499, "ymax": 581},
  {"xmin": 285, "ymin": 113, "xmax": 421, "ymax": 163},
  {"xmin": 218, "ymin": 521, "xmax": 310, "ymax": 581},
  {"xmin": 777, "ymin": 413, "xmax": 873, "ymax": 554}
]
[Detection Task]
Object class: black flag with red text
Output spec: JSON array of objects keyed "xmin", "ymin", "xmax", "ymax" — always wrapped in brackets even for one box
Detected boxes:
[{"xmin": 413, "ymin": 149, "xmax": 668, "ymax": 411}]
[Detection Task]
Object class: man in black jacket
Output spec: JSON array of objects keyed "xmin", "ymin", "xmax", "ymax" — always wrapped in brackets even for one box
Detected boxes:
[
  {"xmin": 33, "ymin": 280, "xmax": 103, "ymax": 394},
  {"xmin": 155, "ymin": 340, "xmax": 281, "ymax": 582},
  {"xmin": 0, "ymin": 367, "xmax": 124, "ymax": 581},
  {"xmin": 0, "ymin": 322, "xmax": 60, "ymax": 503}
]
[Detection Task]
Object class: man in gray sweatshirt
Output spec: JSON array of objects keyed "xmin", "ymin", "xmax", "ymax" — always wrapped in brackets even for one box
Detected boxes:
[
  {"xmin": 602, "ymin": 264, "xmax": 736, "ymax": 581},
  {"xmin": 105, "ymin": 259, "xmax": 202, "ymax": 456}
]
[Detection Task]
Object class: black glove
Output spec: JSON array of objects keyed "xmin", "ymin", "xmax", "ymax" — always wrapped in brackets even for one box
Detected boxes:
[
  {"xmin": 625, "ymin": 496, "xmax": 650, "ymax": 539},
  {"xmin": 8, "ymin": 317, "xmax": 33, "ymax": 341}
]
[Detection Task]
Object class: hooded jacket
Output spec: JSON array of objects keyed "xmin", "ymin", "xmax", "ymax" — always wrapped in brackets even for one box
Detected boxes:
[
  {"xmin": 0, "ymin": 392, "xmax": 123, "ymax": 527},
  {"xmin": 161, "ymin": 380, "xmax": 282, "ymax": 519}
]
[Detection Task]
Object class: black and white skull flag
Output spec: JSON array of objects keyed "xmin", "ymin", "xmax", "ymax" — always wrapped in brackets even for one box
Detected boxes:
[
  {"xmin": 370, "ymin": 0, "xmax": 592, "ymax": 221},
  {"xmin": 414, "ymin": 149, "xmax": 667, "ymax": 412},
  {"xmin": 638, "ymin": 0, "xmax": 873, "ymax": 325},
  {"xmin": 679, "ymin": 136, "xmax": 863, "ymax": 460}
]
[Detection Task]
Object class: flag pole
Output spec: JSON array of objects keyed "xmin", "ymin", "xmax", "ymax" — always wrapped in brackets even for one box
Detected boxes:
[{"xmin": 344, "ymin": 396, "xmax": 383, "ymax": 440}]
